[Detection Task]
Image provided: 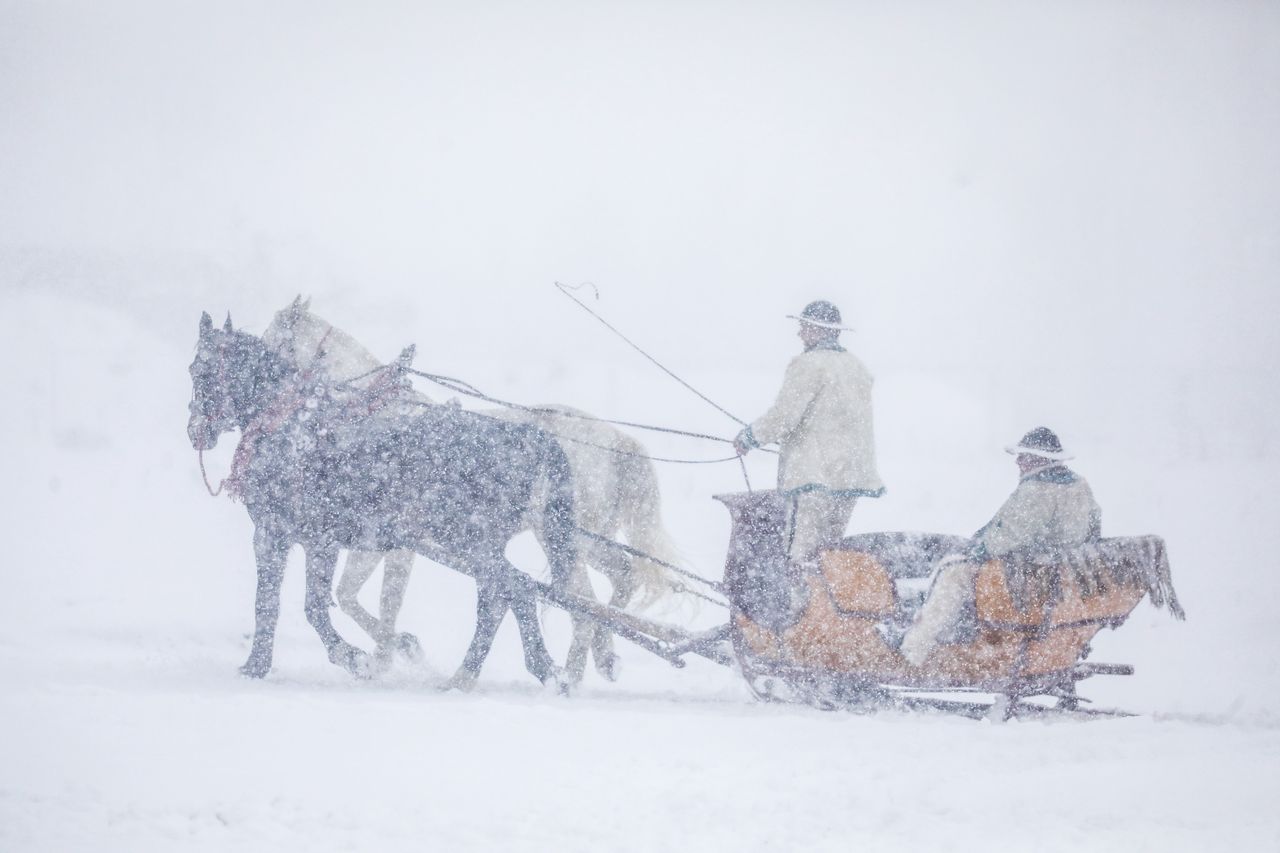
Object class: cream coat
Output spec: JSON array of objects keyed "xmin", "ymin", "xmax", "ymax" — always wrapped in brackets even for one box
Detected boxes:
[
  {"xmin": 974, "ymin": 465, "xmax": 1101, "ymax": 557},
  {"xmin": 747, "ymin": 348, "xmax": 884, "ymax": 494}
]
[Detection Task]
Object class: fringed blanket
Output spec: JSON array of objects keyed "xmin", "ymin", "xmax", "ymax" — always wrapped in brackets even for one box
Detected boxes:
[{"xmin": 1001, "ymin": 535, "xmax": 1186, "ymax": 620}]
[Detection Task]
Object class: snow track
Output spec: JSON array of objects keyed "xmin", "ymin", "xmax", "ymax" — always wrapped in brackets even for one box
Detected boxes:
[{"xmin": 4, "ymin": 637, "xmax": 1279, "ymax": 852}]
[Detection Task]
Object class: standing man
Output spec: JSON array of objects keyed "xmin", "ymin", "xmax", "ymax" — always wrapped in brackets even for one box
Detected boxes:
[{"xmin": 734, "ymin": 300, "xmax": 885, "ymax": 563}]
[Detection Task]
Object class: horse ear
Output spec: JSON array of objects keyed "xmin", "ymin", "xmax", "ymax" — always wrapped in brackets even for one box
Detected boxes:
[
  {"xmin": 290, "ymin": 294, "xmax": 302, "ymax": 309},
  {"xmin": 223, "ymin": 313, "xmax": 234, "ymax": 332},
  {"xmin": 301, "ymin": 296, "xmax": 311, "ymax": 311},
  {"xmin": 200, "ymin": 312, "xmax": 213, "ymax": 334}
]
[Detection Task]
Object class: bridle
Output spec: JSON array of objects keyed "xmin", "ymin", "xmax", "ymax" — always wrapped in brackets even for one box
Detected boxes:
[
  {"xmin": 194, "ymin": 334, "xmax": 236, "ymax": 496},
  {"xmin": 195, "ymin": 324, "xmax": 334, "ymax": 499}
]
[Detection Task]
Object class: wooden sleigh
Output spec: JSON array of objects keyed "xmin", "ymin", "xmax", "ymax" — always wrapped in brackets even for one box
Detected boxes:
[{"xmin": 716, "ymin": 491, "xmax": 1184, "ymax": 720}]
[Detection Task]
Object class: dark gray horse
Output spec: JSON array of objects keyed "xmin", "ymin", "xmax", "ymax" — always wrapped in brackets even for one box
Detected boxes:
[{"xmin": 186, "ymin": 312, "xmax": 576, "ymax": 688}]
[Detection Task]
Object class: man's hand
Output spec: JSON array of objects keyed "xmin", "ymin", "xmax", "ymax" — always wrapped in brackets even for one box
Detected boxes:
[{"xmin": 733, "ymin": 430, "xmax": 752, "ymax": 457}]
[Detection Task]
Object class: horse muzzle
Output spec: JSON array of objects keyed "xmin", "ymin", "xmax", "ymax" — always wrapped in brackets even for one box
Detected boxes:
[{"xmin": 187, "ymin": 414, "xmax": 220, "ymax": 450}]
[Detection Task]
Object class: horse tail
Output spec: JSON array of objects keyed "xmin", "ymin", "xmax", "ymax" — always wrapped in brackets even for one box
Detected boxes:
[
  {"xmin": 537, "ymin": 432, "xmax": 578, "ymax": 590},
  {"xmin": 615, "ymin": 436, "xmax": 689, "ymax": 612}
]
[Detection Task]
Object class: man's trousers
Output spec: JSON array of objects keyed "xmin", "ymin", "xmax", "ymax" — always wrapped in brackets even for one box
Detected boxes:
[{"xmin": 785, "ymin": 490, "xmax": 859, "ymax": 563}]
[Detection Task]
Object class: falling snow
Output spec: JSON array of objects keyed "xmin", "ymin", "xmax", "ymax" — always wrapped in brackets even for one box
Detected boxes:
[{"xmin": 3, "ymin": 2, "xmax": 1280, "ymax": 851}]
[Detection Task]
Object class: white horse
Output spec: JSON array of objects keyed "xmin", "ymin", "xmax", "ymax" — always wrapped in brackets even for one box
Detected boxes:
[{"xmin": 262, "ymin": 297, "xmax": 686, "ymax": 685}]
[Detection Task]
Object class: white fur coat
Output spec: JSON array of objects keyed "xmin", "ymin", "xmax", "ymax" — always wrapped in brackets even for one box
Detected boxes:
[{"xmin": 746, "ymin": 348, "xmax": 884, "ymax": 494}]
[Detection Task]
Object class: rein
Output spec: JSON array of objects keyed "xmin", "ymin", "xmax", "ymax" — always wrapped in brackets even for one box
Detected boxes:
[
  {"xmin": 198, "ymin": 444, "xmax": 225, "ymax": 497},
  {"xmin": 552, "ymin": 434, "xmax": 739, "ymax": 466},
  {"xmin": 197, "ymin": 317, "xmax": 762, "ymax": 492},
  {"xmin": 399, "ymin": 366, "xmax": 775, "ymax": 467}
]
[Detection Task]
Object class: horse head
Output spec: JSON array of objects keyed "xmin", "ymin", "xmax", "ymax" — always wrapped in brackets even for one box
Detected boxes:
[
  {"xmin": 262, "ymin": 294, "xmax": 321, "ymax": 369},
  {"xmin": 187, "ymin": 311, "xmax": 290, "ymax": 449},
  {"xmin": 263, "ymin": 297, "xmax": 388, "ymax": 384}
]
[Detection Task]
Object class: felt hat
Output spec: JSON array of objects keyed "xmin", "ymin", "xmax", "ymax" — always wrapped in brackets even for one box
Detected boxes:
[
  {"xmin": 786, "ymin": 300, "xmax": 854, "ymax": 331},
  {"xmin": 1005, "ymin": 426, "xmax": 1074, "ymax": 461}
]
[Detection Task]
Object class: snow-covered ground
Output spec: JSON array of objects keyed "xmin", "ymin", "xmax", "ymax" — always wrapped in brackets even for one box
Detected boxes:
[{"xmin": 3, "ymin": 2, "xmax": 1279, "ymax": 850}]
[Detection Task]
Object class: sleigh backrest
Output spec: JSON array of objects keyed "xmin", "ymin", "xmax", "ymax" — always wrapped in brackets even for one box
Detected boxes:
[
  {"xmin": 813, "ymin": 544, "xmax": 1151, "ymax": 625},
  {"xmin": 973, "ymin": 561, "xmax": 1144, "ymax": 625},
  {"xmin": 973, "ymin": 559, "xmax": 1148, "ymax": 676}
]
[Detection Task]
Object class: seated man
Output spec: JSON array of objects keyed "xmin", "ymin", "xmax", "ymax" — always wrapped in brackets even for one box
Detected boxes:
[{"xmin": 899, "ymin": 427, "xmax": 1102, "ymax": 666}]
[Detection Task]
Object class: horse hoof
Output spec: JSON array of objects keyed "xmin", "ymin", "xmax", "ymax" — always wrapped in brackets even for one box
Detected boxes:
[
  {"xmin": 595, "ymin": 654, "xmax": 621, "ymax": 683},
  {"xmin": 542, "ymin": 667, "xmax": 573, "ymax": 697},
  {"xmin": 351, "ymin": 654, "xmax": 376, "ymax": 680},
  {"xmin": 396, "ymin": 633, "xmax": 424, "ymax": 663},
  {"xmin": 370, "ymin": 645, "xmax": 395, "ymax": 675},
  {"xmin": 239, "ymin": 660, "xmax": 270, "ymax": 679},
  {"xmin": 443, "ymin": 672, "xmax": 477, "ymax": 693},
  {"xmin": 442, "ymin": 668, "xmax": 478, "ymax": 693},
  {"xmin": 330, "ymin": 645, "xmax": 372, "ymax": 678}
]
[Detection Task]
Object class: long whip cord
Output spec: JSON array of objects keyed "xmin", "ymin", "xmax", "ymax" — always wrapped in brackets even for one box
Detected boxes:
[
  {"xmin": 554, "ymin": 281, "xmax": 767, "ymax": 492},
  {"xmin": 554, "ymin": 282, "xmax": 748, "ymax": 427}
]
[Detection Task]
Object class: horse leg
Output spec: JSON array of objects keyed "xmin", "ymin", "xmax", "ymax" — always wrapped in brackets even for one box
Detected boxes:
[
  {"xmin": 534, "ymin": 519, "xmax": 600, "ymax": 687},
  {"xmin": 241, "ymin": 525, "xmax": 288, "ymax": 678},
  {"xmin": 445, "ymin": 571, "xmax": 507, "ymax": 692},
  {"xmin": 583, "ymin": 537, "xmax": 635, "ymax": 682},
  {"xmin": 562, "ymin": 562, "xmax": 597, "ymax": 686},
  {"xmin": 498, "ymin": 557, "xmax": 564, "ymax": 688},
  {"xmin": 335, "ymin": 550, "xmax": 383, "ymax": 641},
  {"xmin": 379, "ymin": 549, "xmax": 421, "ymax": 663},
  {"xmin": 592, "ymin": 572, "xmax": 637, "ymax": 683},
  {"xmin": 447, "ymin": 554, "xmax": 561, "ymax": 690},
  {"xmin": 304, "ymin": 543, "xmax": 370, "ymax": 677}
]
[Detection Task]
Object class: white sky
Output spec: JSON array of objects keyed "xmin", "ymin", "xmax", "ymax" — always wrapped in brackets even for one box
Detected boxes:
[{"xmin": 1, "ymin": 2, "xmax": 1277, "ymax": 406}]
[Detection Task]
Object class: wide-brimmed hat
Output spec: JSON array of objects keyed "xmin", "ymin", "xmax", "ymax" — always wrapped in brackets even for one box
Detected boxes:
[
  {"xmin": 1005, "ymin": 426, "xmax": 1074, "ymax": 461},
  {"xmin": 786, "ymin": 300, "xmax": 854, "ymax": 331}
]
